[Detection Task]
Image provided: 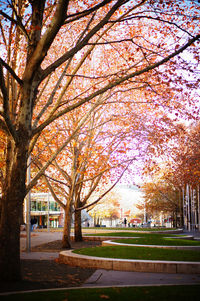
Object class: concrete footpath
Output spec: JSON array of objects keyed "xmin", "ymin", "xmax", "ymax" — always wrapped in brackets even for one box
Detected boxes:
[
  {"xmin": 20, "ymin": 230, "xmax": 62, "ymax": 260},
  {"xmin": 20, "ymin": 230, "xmax": 200, "ymax": 287}
]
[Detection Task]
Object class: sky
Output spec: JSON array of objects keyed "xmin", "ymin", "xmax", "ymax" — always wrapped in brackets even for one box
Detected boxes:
[{"xmin": 115, "ymin": 184, "xmax": 144, "ymax": 217}]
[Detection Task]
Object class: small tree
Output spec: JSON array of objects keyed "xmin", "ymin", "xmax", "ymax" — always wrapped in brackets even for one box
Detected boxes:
[{"xmin": 35, "ymin": 102, "xmax": 137, "ymax": 246}]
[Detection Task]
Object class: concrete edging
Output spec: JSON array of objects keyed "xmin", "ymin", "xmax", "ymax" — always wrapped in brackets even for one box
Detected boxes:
[
  {"xmin": 80, "ymin": 234, "xmax": 193, "ymax": 242},
  {"xmin": 59, "ymin": 231, "xmax": 200, "ymax": 274},
  {"xmin": 59, "ymin": 249, "xmax": 200, "ymax": 274},
  {"xmin": 102, "ymin": 240, "xmax": 200, "ymax": 250}
]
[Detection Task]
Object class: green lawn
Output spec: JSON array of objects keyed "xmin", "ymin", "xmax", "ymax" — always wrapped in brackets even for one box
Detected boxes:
[
  {"xmin": 1, "ymin": 285, "xmax": 200, "ymax": 301},
  {"xmin": 86, "ymin": 232, "xmax": 179, "ymax": 237},
  {"xmin": 83, "ymin": 227, "xmax": 177, "ymax": 231},
  {"xmin": 115, "ymin": 236, "xmax": 200, "ymax": 246},
  {"xmin": 87, "ymin": 232, "xmax": 200, "ymax": 246},
  {"xmin": 74, "ymin": 245, "xmax": 200, "ymax": 261},
  {"xmin": 38, "ymin": 227, "xmax": 178, "ymax": 233}
]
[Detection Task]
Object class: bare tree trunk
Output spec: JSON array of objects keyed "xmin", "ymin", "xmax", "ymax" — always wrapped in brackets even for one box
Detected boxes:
[
  {"xmin": 0, "ymin": 195, "xmax": 23, "ymax": 281},
  {"xmin": 62, "ymin": 201, "xmax": 72, "ymax": 249},
  {"xmin": 0, "ymin": 142, "xmax": 28, "ymax": 281},
  {"xmin": 179, "ymin": 188, "xmax": 184, "ymax": 228},
  {"xmin": 74, "ymin": 209, "xmax": 83, "ymax": 242}
]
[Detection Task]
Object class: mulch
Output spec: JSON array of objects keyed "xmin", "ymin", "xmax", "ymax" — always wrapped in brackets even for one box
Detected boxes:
[{"xmin": 0, "ymin": 240, "xmax": 101, "ymax": 293}]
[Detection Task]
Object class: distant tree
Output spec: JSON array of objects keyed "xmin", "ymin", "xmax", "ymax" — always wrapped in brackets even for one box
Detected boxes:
[
  {"xmin": 89, "ymin": 190, "xmax": 121, "ymax": 226},
  {"xmin": 141, "ymin": 177, "xmax": 181, "ymax": 227}
]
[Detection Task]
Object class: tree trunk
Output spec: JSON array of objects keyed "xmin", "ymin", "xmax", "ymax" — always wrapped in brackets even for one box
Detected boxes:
[
  {"xmin": 0, "ymin": 142, "xmax": 28, "ymax": 281},
  {"xmin": 74, "ymin": 209, "xmax": 83, "ymax": 242},
  {"xmin": 62, "ymin": 202, "xmax": 72, "ymax": 249},
  {"xmin": 179, "ymin": 188, "xmax": 184, "ymax": 228}
]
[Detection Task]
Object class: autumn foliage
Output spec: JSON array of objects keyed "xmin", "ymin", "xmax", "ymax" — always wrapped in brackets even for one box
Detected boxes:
[{"xmin": 0, "ymin": 0, "xmax": 199, "ymax": 281}]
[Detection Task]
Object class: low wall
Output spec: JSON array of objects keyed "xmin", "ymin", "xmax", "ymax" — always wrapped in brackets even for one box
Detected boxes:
[
  {"xmin": 59, "ymin": 250, "xmax": 200, "ymax": 274},
  {"xmin": 102, "ymin": 240, "xmax": 200, "ymax": 250}
]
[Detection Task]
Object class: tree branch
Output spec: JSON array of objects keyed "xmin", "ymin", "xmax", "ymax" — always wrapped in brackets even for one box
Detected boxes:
[
  {"xmin": 0, "ymin": 61, "xmax": 18, "ymax": 141},
  {"xmin": 23, "ymin": 0, "xmax": 69, "ymax": 83},
  {"xmin": 64, "ymin": 0, "xmax": 113, "ymax": 24},
  {"xmin": 41, "ymin": 0, "xmax": 128, "ymax": 80},
  {"xmin": 0, "ymin": 58, "xmax": 23, "ymax": 85},
  {"xmin": 32, "ymin": 34, "xmax": 200, "ymax": 137},
  {"xmin": 27, "ymin": 97, "xmax": 103, "ymax": 192},
  {"xmin": 76, "ymin": 159, "xmax": 134, "ymax": 211},
  {"xmin": 38, "ymin": 165, "xmax": 66, "ymax": 209},
  {"xmin": 0, "ymin": 9, "xmax": 29, "ymax": 40}
]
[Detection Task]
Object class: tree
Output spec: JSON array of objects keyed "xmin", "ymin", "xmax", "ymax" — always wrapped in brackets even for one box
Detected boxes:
[
  {"xmin": 89, "ymin": 191, "xmax": 121, "ymax": 227},
  {"xmin": 172, "ymin": 123, "xmax": 200, "ymax": 186},
  {"xmin": 162, "ymin": 122, "xmax": 200, "ymax": 230},
  {"xmin": 141, "ymin": 176, "xmax": 181, "ymax": 227},
  {"xmin": 139, "ymin": 120, "xmax": 200, "ymax": 228},
  {"xmin": 0, "ymin": 0, "xmax": 199, "ymax": 281},
  {"xmin": 34, "ymin": 102, "xmax": 136, "ymax": 247}
]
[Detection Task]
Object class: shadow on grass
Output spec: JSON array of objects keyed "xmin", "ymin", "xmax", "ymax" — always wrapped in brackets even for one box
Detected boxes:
[{"xmin": 1, "ymin": 285, "xmax": 200, "ymax": 301}]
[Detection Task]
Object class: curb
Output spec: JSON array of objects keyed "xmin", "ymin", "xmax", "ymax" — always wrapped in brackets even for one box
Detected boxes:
[
  {"xmin": 102, "ymin": 240, "xmax": 200, "ymax": 250},
  {"xmin": 59, "ymin": 250, "xmax": 200, "ymax": 274}
]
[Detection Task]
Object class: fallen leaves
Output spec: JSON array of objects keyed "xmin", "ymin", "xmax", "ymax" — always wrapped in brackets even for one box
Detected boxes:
[{"xmin": 100, "ymin": 295, "xmax": 110, "ymax": 299}]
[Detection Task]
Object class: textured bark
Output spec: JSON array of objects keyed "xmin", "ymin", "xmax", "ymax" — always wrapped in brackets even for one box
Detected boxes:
[
  {"xmin": 74, "ymin": 209, "xmax": 83, "ymax": 242},
  {"xmin": 0, "ymin": 141, "xmax": 28, "ymax": 281},
  {"xmin": 61, "ymin": 202, "xmax": 72, "ymax": 249},
  {"xmin": 0, "ymin": 195, "xmax": 22, "ymax": 280}
]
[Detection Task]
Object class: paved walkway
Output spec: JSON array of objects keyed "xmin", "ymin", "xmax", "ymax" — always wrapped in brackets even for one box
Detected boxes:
[
  {"xmin": 20, "ymin": 230, "xmax": 63, "ymax": 251},
  {"xmin": 20, "ymin": 230, "xmax": 200, "ymax": 287},
  {"xmin": 83, "ymin": 269, "xmax": 200, "ymax": 287}
]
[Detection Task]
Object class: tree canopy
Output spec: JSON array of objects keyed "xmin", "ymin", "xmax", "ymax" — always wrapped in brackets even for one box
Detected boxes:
[{"xmin": 0, "ymin": 0, "xmax": 199, "ymax": 281}]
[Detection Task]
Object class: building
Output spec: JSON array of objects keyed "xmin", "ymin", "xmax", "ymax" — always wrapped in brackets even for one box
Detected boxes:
[
  {"xmin": 29, "ymin": 193, "xmax": 64, "ymax": 228},
  {"xmin": 24, "ymin": 192, "xmax": 92, "ymax": 229}
]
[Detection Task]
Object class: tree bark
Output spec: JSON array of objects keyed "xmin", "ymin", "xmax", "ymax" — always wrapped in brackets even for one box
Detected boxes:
[
  {"xmin": 74, "ymin": 209, "xmax": 83, "ymax": 242},
  {"xmin": 61, "ymin": 202, "xmax": 72, "ymax": 249},
  {"xmin": 0, "ymin": 142, "xmax": 28, "ymax": 281},
  {"xmin": 179, "ymin": 188, "xmax": 184, "ymax": 228}
]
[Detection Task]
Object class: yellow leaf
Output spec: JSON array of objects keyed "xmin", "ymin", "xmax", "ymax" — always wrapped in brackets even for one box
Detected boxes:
[{"xmin": 100, "ymin": 295, "xmax": 110, "ymax": 299}]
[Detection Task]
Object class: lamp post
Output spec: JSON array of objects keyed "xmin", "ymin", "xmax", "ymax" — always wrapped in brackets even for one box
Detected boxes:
[
  {"xmin": 186, "ymin": 184, "xmax": 191, "ymax": 231},
  {"xmin": 144, "ymin": 202, "xmax": 147, "ymax": 224},
  {"xmin": 47, "ymin": 192, "xmax": 50, "ymax": 232},
  {"xmin": 26, "ymin": 155, "xmax": 31, "ymax": 252}
]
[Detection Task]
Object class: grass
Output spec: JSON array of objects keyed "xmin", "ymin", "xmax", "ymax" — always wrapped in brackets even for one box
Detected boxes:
[
  {"xmin": 74, "ymin": 245, "xmax": 200, "ymax": 261},
  {"xmin": 86, "ymin": 232, "xmax": 178, "ymax": 237},
  {"xmin": 86, "ymin": 231, "xmax": 200, "ymax": 246},
  {"xmin": 115, "ymin": 236, "xmax": 200, "ymax": 246},
  {"xmin": 1, "ymin": 285, "xmax": 200, "ymax": 301},
  {"xmin": 37, "ymin": 227, "xmax": 178, "ymax": 232},
  {"xmin": 83, "ymin": 227, "xmax": 177, "ymax": 231}
]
